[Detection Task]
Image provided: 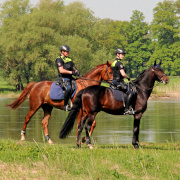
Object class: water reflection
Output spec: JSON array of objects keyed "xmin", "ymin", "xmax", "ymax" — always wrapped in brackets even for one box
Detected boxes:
[{"xmin": 0, "ymin": 98, "xmax": 179, "ymax": 144}]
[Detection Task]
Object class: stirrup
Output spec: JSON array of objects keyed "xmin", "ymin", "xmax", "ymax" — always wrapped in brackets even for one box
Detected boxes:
[
  {"xmin": 64, "ymin": 105, "xmax": 71, "ymax": 111},
  {"xmin": 124, "ymin": 108, "xmax": 135, "ymax": 115}
]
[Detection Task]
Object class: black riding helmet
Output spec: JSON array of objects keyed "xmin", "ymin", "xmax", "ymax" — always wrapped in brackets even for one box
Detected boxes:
[
  {"xmin": 116, "ymin": 48, "xmax": 126, "ymax": 54},
  {"xmin": 60, "ymin": 45, "xmax": 71, "ymax": 52}
]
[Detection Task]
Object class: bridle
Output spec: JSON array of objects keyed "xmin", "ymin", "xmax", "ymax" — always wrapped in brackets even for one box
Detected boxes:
[
  {"xmin": 77, "ymin": 64, "xmax": 113, "ymax": 87},
  {"xmin": 152, "ymin": 66, "xmax": 167, "ymax": 83},
  {"xmin": 101, "ymin": 64, "xmax": 113, "ymax": 83},
  {"xmin": 132, "ymin": 65, "xmax": 168, "ymax": 93}
]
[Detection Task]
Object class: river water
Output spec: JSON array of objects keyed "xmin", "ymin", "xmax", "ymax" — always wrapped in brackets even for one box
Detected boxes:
[{"xmin": 0, "ymin": 98, "xmax": 179, "ymax": 145}]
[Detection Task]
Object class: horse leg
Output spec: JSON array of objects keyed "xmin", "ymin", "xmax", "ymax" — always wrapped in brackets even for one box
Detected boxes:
[
  {"xmin": 85, "ymin": 114, "xmax": 96, "ymax": 149},
  {"xmin": 132, "ymin": 113, "xmax": 142, "ymax": 149},
  {"xmin": 80, "ymin": 112, "xmax": 96, "ymax": 144},
  {"xmin": 81, "ymin": 120, "xmax": 96, "ymax": 144},
  {"xmin": 41, "ymin": 104, "xmax": 53, "ymax": 144},
  {"xmin": 21, "ymin": 107, "xmax": 40, "ymax": 141},
  {"xmin": 76, "ymin": 111, "xmax": 88, "ymax": 147},
  {"xmin": 89, "ymin": 120, "xmax": 96, "ymax": 136}
]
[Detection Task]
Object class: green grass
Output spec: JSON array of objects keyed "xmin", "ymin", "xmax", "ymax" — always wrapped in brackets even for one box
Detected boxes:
[
  {"xmin": 0, "ymin": 139, "xmax": 179, "ymax": 179},
  {"xmin": 0, "ymin": 76, "xmax": 179, "ymax": 98},
  {"xmin": 152, "ymin": 76, "xmax": 180, "ymax": 97},
  {"xmin": 102, "ymin": 76, "xmax": 180, "ymax": 98},
  {"xmin": 0, "ymin": 77, "xmax": 22, "ymax": 97}
]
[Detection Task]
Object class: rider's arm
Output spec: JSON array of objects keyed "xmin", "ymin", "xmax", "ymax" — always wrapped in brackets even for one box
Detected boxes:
[
  {"xmin": 58, "ymin": 66, "xmax": 73, "ymax": 74},
  {"xmin": 120, "ymin": 69, "xmax": 130, "ymax": 80}
]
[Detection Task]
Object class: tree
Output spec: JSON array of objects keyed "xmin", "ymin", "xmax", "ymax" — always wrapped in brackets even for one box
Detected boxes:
[
  {"xmin": 0, "ymin": 0, "xmax": 32, "ymax": 89},
  {"xmin": 151, "ymin": 0, "xmax": 179, "ymax": 47},
  {"xmin": 125, "ymin": 10, "xmax": 152, "ymax": 77},
  {"xmin": 148, "ymin": 0, "xmax": 180, "ymax": 75}
]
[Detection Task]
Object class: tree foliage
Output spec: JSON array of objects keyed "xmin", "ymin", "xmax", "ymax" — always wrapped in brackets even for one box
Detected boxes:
[
  {"xmin": 0, "ymin": 0, "xmax": 179, "ymax": 89},
  {"xmin": 148, "ymin": 0, "xmax": 180, "ymax": 75}
]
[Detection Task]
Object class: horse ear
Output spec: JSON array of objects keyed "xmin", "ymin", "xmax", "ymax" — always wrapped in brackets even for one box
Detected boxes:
[
  {"xmin": 154, "ymin": 60, "xmax": 156, "ymax": 66},
  {"xmin": 158, "ymin": 60, "xmax": 162, "ymax": 66},
  {"xmin": 106, "ymin": 60, "xmax": 110, "ymax": 65}
]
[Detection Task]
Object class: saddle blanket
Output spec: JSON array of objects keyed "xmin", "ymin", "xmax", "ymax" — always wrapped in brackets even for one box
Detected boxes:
[
  {"xmin": 50, "ymin": 81, "xmax": 77, "ymax": 101},
  {"xmin": 109, "ymin": 87, "xmax": 127, "ymax": 101}
]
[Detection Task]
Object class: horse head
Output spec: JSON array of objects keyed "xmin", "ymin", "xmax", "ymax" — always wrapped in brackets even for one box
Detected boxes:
[
  {"xmin": 152, "ymin": 60, "xmax": 169, "ymax": 84},
  {"xmin": 100, "ymin": 61, "xmax": 113, "ymax": 82}
]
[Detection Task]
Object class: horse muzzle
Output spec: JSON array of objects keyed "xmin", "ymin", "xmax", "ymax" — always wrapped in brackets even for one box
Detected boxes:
[{"xmin": 160, "ymin": 75, "xmax": 169, "ymax": 84}]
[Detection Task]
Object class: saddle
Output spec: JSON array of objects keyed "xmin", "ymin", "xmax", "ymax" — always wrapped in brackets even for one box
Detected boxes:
[
  {"xmin": 110, "ymin": 82, "xmax": 137, "ymax": 105},
  {"xmin": 50, "ymin": 79, "xmax": 77, "ymax": 101}
]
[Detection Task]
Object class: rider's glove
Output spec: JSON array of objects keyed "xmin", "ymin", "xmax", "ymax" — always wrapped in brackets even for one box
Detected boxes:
[
  {"xmin": 76, "ymin": 71, "xmax": 80, "ymax": 76},
  {"xmin": 116, "ymin": 77, "xmax": 120, "ymax": 82},
  {"xmin": 72, "ymin": 71, "xmax": 80, "ymax": 76},
  {"xmin": 127, "ymin": 77, "xmax": 131, "ymax": 81},
  {"xmin": 72, "ymin": 71, "xmax": 76, "ymax": 76}
]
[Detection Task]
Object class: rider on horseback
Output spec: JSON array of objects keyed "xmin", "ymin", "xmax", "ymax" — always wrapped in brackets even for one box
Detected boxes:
[
  {"xmin": 111, "ymin": 48, "xmax": 135, "ymax": 115},
  {"xmin": 56, "ymin": 45, "xmax": 80, "ymax": 111}
]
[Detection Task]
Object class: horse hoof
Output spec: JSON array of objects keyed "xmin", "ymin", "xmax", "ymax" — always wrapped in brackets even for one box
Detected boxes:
[
  {"xmin": 134, "ymin": 145, "xmax": 139, "ymax": 149},
  {"xmin": 21, "ymin": 134, "xmax": 25, "ymax": 141},
  {"xmin": 76, "ymin": 143, "xmax": 81, "ymax": 148},
  {"xmin": 48, "ymin": 138, "xmax": 54, "ymax": 145},
  {"xmin": 87, "ymin": 144, "xmax": 93, "ymax": 149},
  {"xmin": 82, "ymin": 137, "xmax": 86, "ymax": 143}
]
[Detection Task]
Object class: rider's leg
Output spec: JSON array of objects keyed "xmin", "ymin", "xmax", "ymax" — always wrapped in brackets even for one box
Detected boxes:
[
  {"xmin": 64, "ymin": 84, "xmax": 72, "ymax": 111},
  {"xmin": 124, "ymin": 91, "xmax": 134, "ymax": 115}
]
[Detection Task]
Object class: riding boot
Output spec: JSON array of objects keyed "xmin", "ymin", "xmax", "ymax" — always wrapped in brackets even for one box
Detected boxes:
[
  {"xmin": 124, "ymin": 93, "xmax": 134, "ymax": 115},
  {"xmin": 63, "ymin": 90, "xmax": 71, "ymax": 111}
]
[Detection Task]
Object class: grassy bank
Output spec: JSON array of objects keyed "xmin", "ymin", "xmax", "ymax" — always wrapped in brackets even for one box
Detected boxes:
[
  {"xmin": 0, "ymin": 139, "xmax": 179, "ymax": 179},
  {"xmin": 152, "ymin": 76, "xmax": 180, "ymax": 98},
  {"xmin": 102, "ymin": 76, "xmax": 180, "ymax": 99},
  {"xmin": 0, "ymin": 77, "xmax": 22, "ymax": 98},
  {"xmin": 0, "ymin": 76, "xmax": 179, "ymax": 98}
]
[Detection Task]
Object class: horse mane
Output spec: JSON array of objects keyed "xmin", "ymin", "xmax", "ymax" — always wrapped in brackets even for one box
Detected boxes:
[
  {"xmin": 132, "ymin": 67, "xmax": 151, "ymax": 84},
  {"xmin": 82, "ymin": 63, "xmax": 104, "ymax": 77}
]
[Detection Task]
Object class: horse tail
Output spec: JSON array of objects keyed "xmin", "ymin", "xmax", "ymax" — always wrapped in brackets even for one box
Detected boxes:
[
  {"xmin": 59, "ymin": 89, "xmax": 84, "ymax": 139},
  {"xmin": 7, "ymin": 82, "xmax": 36, "ymax": 110}
]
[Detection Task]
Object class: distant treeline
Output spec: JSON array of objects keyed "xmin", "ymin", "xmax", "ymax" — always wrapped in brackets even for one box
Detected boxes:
[{"xmin": 0, "ymin": 0, "xmax": 179, "ymax": 89}]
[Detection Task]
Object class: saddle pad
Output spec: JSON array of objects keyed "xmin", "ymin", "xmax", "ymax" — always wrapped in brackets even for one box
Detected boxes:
[
  {"xmin": 50, "ymin": 81, "xmax": 77, "ymax": 101},
  {"xmin": 109, "ymin": 87, "xmax": 127, "ymax": 101}
]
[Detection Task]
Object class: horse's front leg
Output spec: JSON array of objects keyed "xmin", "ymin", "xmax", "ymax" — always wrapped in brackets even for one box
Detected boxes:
[{"xmin": 132, "ymin": 113, "xmax": 142, "ymax": 149}]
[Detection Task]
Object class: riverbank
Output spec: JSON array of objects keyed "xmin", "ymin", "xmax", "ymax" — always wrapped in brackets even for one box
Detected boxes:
[
  {"xmin": 0, "ymin": 139, "xmax": 179, "ymax": 179},
  {"xmin": 0, "ymin": 76, "xmax": 179, "ymax": 99}
]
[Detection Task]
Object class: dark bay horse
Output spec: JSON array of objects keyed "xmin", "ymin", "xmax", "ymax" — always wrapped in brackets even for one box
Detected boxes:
[
  {"xmin": 59, "ymin": 61, "xmax": 169, "ymax": 149},
  {"xmin": 7, "ymin": 61, "xmax": 113, "ymax": 144}
]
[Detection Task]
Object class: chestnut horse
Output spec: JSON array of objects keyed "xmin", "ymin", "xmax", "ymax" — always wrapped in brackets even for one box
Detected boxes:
[
  {"xmin": 7, "ymin": 61, "xmax": 113, "ymax": 144},
  {"xmin": 59, "ymin": 61, "xmax": 169, "ymax": 149}
]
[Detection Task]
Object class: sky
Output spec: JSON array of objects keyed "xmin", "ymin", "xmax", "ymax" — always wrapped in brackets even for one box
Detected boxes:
[{"xmin": 1, "ymin": 0, "xmax": 165, "ymax": 23}]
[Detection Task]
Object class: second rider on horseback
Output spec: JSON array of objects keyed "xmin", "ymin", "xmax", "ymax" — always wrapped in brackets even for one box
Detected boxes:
[
  {"xmin": 111, "ymin": 48, "xmax": 135, "ymax": 115},
  {"xmin": 56, "ymin": 45, "xmax": 80, "ymax": 111}
]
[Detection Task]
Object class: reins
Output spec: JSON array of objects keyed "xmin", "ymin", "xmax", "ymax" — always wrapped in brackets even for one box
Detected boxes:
[
  {"xmin": 131, "ymin": 81, "xmax": 161, "ymax": 94},
  {"xmin": 131, "ymin": 66, "xmax": 167, "ymax": 93},
  {"xmin": 75, "ymin": 65, "xmax": 113, "ymax": 87}
]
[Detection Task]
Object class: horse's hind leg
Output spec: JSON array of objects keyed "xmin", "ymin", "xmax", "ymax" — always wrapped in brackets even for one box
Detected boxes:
[
  {"xmin": 41, "ymin": 104, "xmax": 53, "ymax": 144},
  {"xmin": 89, "ymin": 120, "xmax": 96, "ymax": 136},
  {"xmin": 76, "ymin": 111, "xmax": 88, "ymax": 147},
  {"xmin": 81, "ymin": 120, "xmax": 96, "ymax": 144},
  {"xmin": 21, "ymin": 106, "xmax": 41, "ymax": 141},
  {"xmin": 85, "ymin": 114, "xmax": 96, "ymax": 149}
]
